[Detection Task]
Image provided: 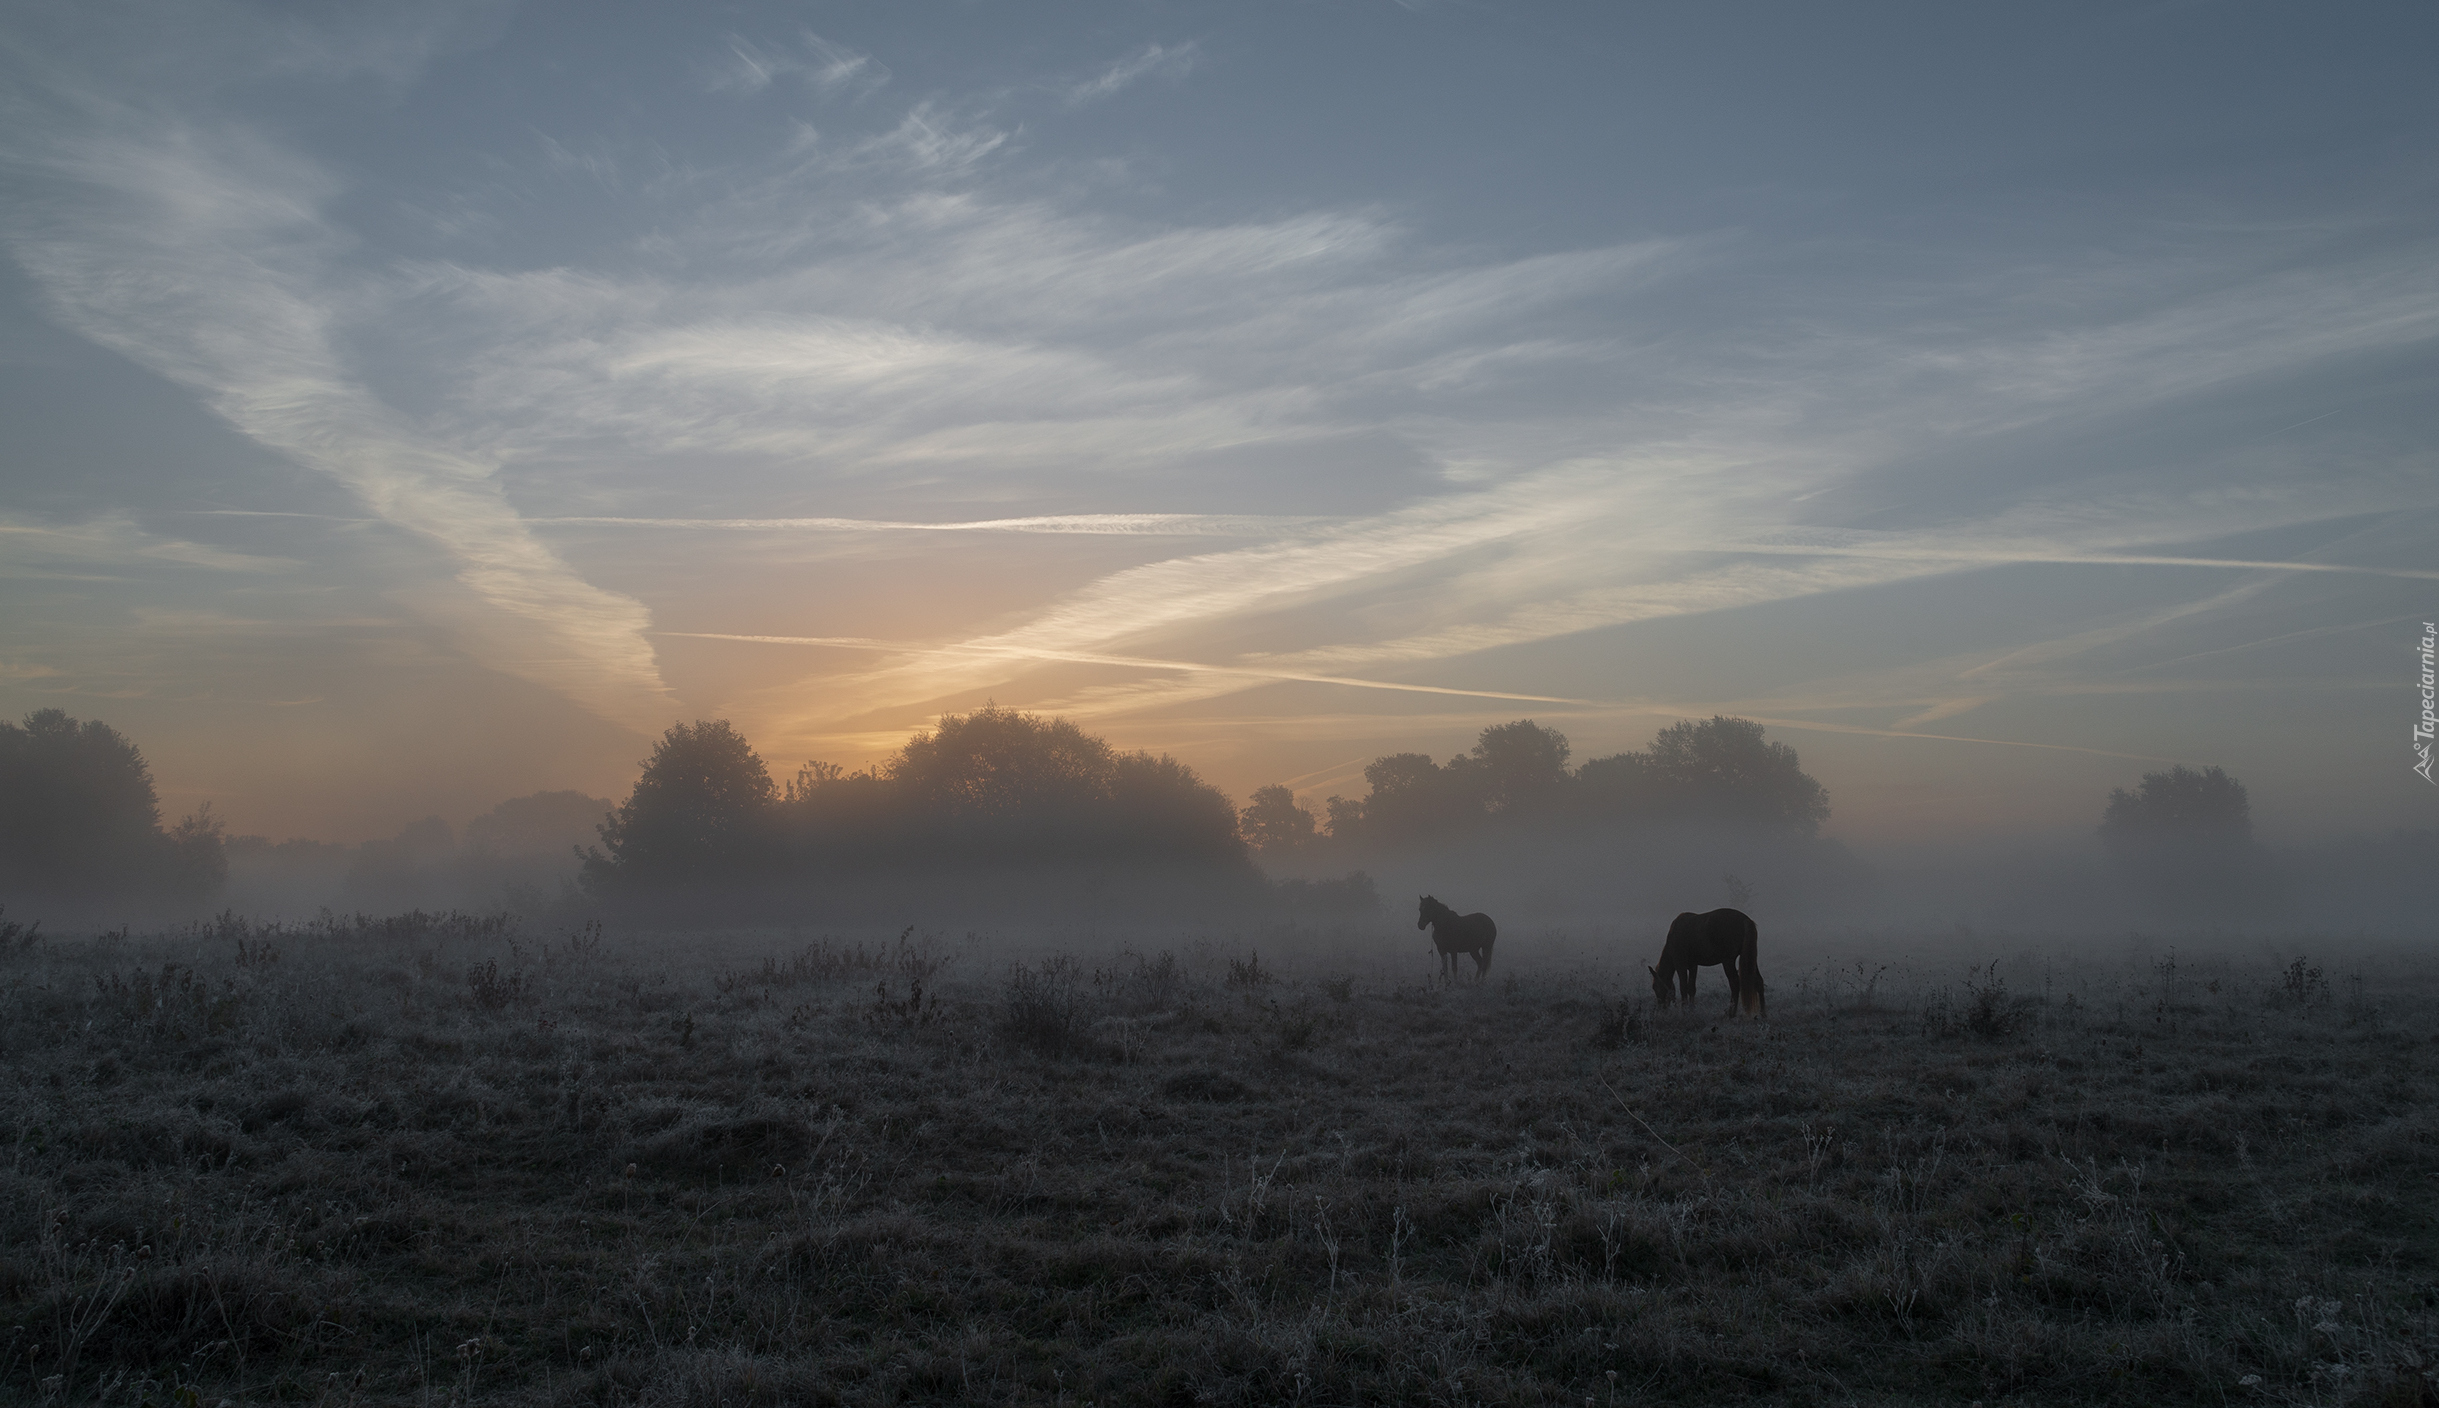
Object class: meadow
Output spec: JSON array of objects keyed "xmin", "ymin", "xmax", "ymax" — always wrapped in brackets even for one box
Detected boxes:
[{"xmin": 0, "ymin": 908, "xmax": 2433, "ymax": 1406}]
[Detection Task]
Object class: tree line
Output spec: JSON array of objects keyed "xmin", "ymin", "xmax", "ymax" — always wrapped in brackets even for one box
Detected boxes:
[
  {"xmin": 580, "ymin": 705, "xmax": 1253, "ymax": 908},
  {"xmin": 579, "ymin": 710, "xmax": 1836, "ymax": 893},
  {"xmin": 0, "ymin": 702, "xmax": 2284, "ymax": 922},
  {"xmin": 1240, "ymin": 715, "xmax": 1831, "ymax": 855}
]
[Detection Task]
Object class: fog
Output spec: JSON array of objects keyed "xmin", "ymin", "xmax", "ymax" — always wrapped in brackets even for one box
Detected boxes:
[
  {"xmin": 215, "ymin": 790, "xmax": 612, "ymax": 924},
  {"xmin": 7, "ymin": 704, "xmax": 2431, "ymax": 947},
  {"xmin": 199, "ymin": 807, "xmax": 2437, "ymax": 953}
]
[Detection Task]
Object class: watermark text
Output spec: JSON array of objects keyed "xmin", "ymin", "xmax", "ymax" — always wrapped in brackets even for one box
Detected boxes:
[{"xmin": 2417, "ymin": 621, "xmax": 2435, "ymax": 784}]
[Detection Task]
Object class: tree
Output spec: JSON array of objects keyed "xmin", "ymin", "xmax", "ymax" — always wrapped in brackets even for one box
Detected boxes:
[
  {"xmin": 0, "ymin": 708, "xmax": 161, "ymax": 889},
  {"xmin": 166, "ymin": 803, "xmax": 229, "ymax": 898},
  {"xmin": 1468, "ymin": 720, "xmax": 1571, "ymax": 816},
  {"xmin": 1322, "ymin": 716, "xmax": 1829, "ymax": 848},
  {"xmin": 0, "ymin": 708, "xmax": 223, "ymax": 903},
  {"xmin": 1108, "ymin": 751, "xmax": 1247, "ymax": 862},
  {"xmin": 1350, "ymin": 751, "xmax": 1481, "ymax": 844},
  {"xmin": 1240, "ymin": 784, "xmax": 1317, "ymax": 853},
  {"xmin": 781, "ymin": 705, "xmax": 1249, "ymax": 870},
  {"xmin": 586, "ymin": 720, "xmax": 776, "ymax": 891},
  {"xmin": 887, "ymin": 705, "xmax": 1115, "ymax": 820},
  {"xmin": 2099, "ymin": 765, "xmax": 2251, "ymax": 846},
  {"xmin": 2097, "ymin": 765, "xmax": 2266, "ymax": 914},
  {"xmin": 1595, "ymin": 716, "xmax": 1829, "ymax": 832},
  {"xmin": 1573, "ymin": 749, "xmax": 1662, "ymax": 823}
]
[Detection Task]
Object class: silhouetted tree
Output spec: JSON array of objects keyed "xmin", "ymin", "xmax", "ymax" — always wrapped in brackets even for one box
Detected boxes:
[
  {"xmin": 889, "ymin": 705, "xmax": 1114, "ymax": 821},
  {"xmin": 0, "ymin": 709, "xmax": 224, "ymax": 904},
  {"xmin": 1579, "ymin": 716, "xmax": 1828, "ymax": 832},
  {"xmin": 1108, "ymin": 751, "xmax": 1246, "ymax": 862},
  {"xmin": 166, "ymin": 803, "xmax": 229, "ymax": 897},
  {"xmin": 781, "ymin": 704, "xmax": 1248, "ymax": 871},
  {"xmin": 782, "ymin": 760, "xmax": 892, "ymax": 852},
  {"xmin": 585, "ymin": 720, "xmax": 776, "ymax": 892},
  {"xmin": 1468, "ymin": 720, "xmax": 1571, "ymax": 816},
  {"xmin": 1350, "ymin": 751, "xmax": 1482, "ymax": 844},
  {"xmin": 2099, "ymin": 765, "xmax": 2251, "ymax": 846},
  {"xmin": 0, "ymin": 708, "xmax": 160, "ymax": 888},
  {"xmin": 2097, "ymin": 764, "xmax": 2267, "ymax": 914},
  {"xmin": 1321, "ymin": 715, "xmax": 1827, "ymax": 850},
  {"xmin": 1573, "ymin": 749, "xmax": 1662, "ymax": 823},
  {"xmin": 1239, "ymin": 784, "xmax": 1317, "ymax": 853}
]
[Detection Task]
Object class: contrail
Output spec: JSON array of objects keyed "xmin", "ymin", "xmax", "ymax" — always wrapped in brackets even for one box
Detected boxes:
[
  {"xmin": 671, "ymin": 632, "xmax": 2204, "ymax": 757},
  {"xmin": 537, "ymin": 513, "xmax": 1318, "ymax": 536},
  {"xmin": 2125, "ymin": 613, "xmax": 2422, "ymax": 671},
  {"xmin": 1729, "ymin": 713, "xmax": 2183, "ymax": 763},
  {"xmin": 658, "ymin": 631, "xmax": 1599, "ymax": 705},
  {"xmin": 186, "ymin": 510, "xmax": 373, "ymax": 522},
  {"xmin": 1708, "ymin": 542, "xmax": 2439, "ymax": 582},
  {"xmin": 2267, "ymin": 408, "xmax": 2342, "ymax": 435},
  {"xmin": 1277, "ymin": 755, "xmax": 1378, "ymax": 790}
]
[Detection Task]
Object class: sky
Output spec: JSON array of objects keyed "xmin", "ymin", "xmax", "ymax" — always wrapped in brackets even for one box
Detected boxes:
[{"xmin": 2, "ymin": 0, "xmax": 2435, "ymax": 851}]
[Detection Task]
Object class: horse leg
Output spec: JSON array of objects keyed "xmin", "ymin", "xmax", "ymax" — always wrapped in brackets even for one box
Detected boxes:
[
  {"xmin": 1745, "ymin": 956, "xmax": 1765, "ymax": 1018},
  {"xmin": 1724, "ymin": 955, "xmax": 1743, "ymax": 1016}
]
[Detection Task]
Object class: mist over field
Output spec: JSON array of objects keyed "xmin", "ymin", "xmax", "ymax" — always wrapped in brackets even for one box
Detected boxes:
[{"xmin": 7, "ymin": 699, "xmax": 2431, "ymax": 945}]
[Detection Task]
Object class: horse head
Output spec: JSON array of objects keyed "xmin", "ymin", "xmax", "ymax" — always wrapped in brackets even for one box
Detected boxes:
[
  {"xmin": 1649, "ymin": 962, "xmax": 1673, "ymax": 1007},
  {"xmin": 1416, "ymin": 895, "xmax": 1440, "ymax": 930}
]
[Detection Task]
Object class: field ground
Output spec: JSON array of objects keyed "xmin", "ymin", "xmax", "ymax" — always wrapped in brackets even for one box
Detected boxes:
[{"xmin": 1, "ymin": 912, "xmax": 2436, "ymax": 1406}]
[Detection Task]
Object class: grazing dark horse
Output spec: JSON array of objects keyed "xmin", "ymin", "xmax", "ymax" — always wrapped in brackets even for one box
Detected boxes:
[
  {"xmin": 1418, "ymin": 895, "xmax": 1497, "ymax": 981},
  {"xmin": 1649, "ymin": 907, "xmax": 1764, "ymax": 1017}
]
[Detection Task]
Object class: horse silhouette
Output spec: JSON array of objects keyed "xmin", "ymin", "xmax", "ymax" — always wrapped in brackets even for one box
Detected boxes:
[
  {"xmin": 1649, "ymin": 907, "xmax": 1764, "ymax": 1017},
  {"xmin": 1418, "ymin": 895, "xmax": 1497, "ymax": 981}
]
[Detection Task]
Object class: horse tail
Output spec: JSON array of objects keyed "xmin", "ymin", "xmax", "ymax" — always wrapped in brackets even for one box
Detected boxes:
[{"xmin": 1742, "ymin": 913, "xmax": 1765, "ymax": 1017}]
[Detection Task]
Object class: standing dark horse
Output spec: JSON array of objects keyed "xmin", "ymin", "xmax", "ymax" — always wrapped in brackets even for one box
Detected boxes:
[
  {"xmin": 1649, "ymin": 908, "xmax": 1764, "ymax": 1017},
  {"xmin": 1418, "ymin": 895, "xmax": 1497, "ymax": 981}
]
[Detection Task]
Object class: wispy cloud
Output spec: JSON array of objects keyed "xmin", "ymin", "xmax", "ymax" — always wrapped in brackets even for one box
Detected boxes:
[
  {"xmin": 9, "ymin": 4, "xmax": 2435, "ymax": 791},
  {"xmin": 0, "ymin": 514, "xmax": 298, "ymax": 576},
  {"xmin": 709, "ymin": 30, "xmax": 889, "ymax": 99},
  {"xmin": 1065, "ymin": 42, "xmax": 1199, "ymax": 106},
  {"xmin": 1, "ymin": 97, "xmax": 674, "ymax": 731},
  {"xmin": 849, "ymin": 103, "xmax": 1012, "ymax": 174},
  {"xmin": 1711, "ymin": 537, "xmax": 2439, "ymax": 583},
  {"xmin": 532, "ymin": 513, "xmax": 1320, "ymax": 535}
]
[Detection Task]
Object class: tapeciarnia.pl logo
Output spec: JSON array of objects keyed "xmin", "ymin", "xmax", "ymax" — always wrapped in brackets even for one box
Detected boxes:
[{"xmin": 2417, "ymin": 621, "xmax": 2436, "ymax": 784}]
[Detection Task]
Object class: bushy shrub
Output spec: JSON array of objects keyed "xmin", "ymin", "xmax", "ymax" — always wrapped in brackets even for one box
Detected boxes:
[{"xmin": 1965, "ymin": 963, "xmax": 2023, "ymax": 1038}]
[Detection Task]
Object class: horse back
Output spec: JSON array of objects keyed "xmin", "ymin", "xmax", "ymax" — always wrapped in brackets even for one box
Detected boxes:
[
  {"xmin": 1431, "ymin": 912, "xmax": 1496, "ymax": 952},
  {"xmin": 1664, "ymin": 907, "xmax": 1755, "ymax": 966}
]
